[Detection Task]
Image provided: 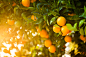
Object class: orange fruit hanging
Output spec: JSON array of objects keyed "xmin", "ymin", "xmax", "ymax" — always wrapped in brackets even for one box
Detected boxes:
[
  {"xmin": 44, "ymin": 40, "xmax": 52, "ymax": 47},
  {"xmin": 68, "ymin": 13, "xmax": 76, "ymax": 16},
  {"xmin": 36, "ymin": 27, "xmax": 49, "ymax": 38},
  {"xmin": 48, "ymin": 45, "xmax": 56, "ymax": 53},
  {"xmin": 57, "ymin": 16, "xmax": 66, "ymax": 26},
  {"xmin": 22, "ymin": 0, "xmax": 30, "ymax": 7},
  {"xmin": 31, "ymin": 0, "xmax": 36, "ymax": 3},
  {"xmin": 12, "ymin": 2, "xmax": 16, "ymax": 6},
  {"xmin": 7, "ymin": 19, "xmax": 15, "ymax": 25},
  {"xmin": 53, "ymin": 25, "xmax": 60, "ymax": 33},
  {"xmin": 31, "ymin": 15, "xmax": 37, "ymax": 21},
  {"xmin": 64, "ymin": 36, "xmax": 72, "ymax": 42},
  {"xmin": 40, "ymin": 29, "xmax": 49, "ymax": 38},
  {"xmin": 36, "ymin": 27, "xmax": 41, "ymax": 33},
  {"xmin": 80, "ymin": 35, "xmax": 86, "ymax": 41},
  {"xmin": 61, "ymin": 25, "xmax": 70, "ymax": 36},
  {"xmin": 45, "ymin": 34, "xmax": 49, "ymax": 38}
]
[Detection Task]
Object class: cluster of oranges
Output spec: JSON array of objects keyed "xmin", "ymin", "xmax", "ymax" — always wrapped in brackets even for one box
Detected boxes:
[
  {"xmin": 44, "ymin": 40, "xmax": 56, "ymax": 53},
  {"xmin": 22, "ymin": 0, "xmax": 36, "ymax": 7},
  {"xmin": 53, "ymin": 16, "xmax": 72, "ymax": 42},
  {"xmin": 36, "ymin": 16, "xmax": 73, "ymax": 53},
  {"xmin": 36, "ymin": 27, "xmax": 49, "ymax": 38},
  {"xmin": 36, "ymin": 27, "xmax": 56, "ymax": 53}
]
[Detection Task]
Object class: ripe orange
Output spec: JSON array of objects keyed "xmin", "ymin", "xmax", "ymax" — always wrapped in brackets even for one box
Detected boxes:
[
  {"xmin": 57, "ymin": 16, "xmax": 66, "ymax": 26},
  {"xmin": 48, "ymin": 45, "xmax": 56, "ymax": 53},
  {"xmin": 31, "ymin": 0, "xmax": 36, "ymax": 3},
  {"xmin": 80, "ymin": 35, "xmax": 86, "ymax": 41},
  {"xmin": 61, "ymin": 26, "xmax": 70, "ymax": 36},
  {"xmin": 12, "ymin": 2, "xmax": 16, "ymax": 6},
  {"xmin": 40, "ymin": 29, "xmax": 48, "ymax": 38},
  {"xmin": 64, "ymin": 36, "xmax": 72, "ymax": 42},
  {"xmin": 22, "ymin": 0, "xmax": 30, "ymax": 7},
  {"xmin": 45, "ymin": 34, "xmax": 49, "ymax": 38},
  {"xmin": 7, "ymin": 19, "xmax": 15, "ymax": 25},
  {"xmin": 44, "ymin": 40, "xmax": 52, "ymax": 47},
  {"xmin": 68, "ymin": 13, "xmax": 76, "ymax": 16},
  {"xmin": 31, "ymin": 15, "xmax": 37, "ymax": 21},
  {"xmin": 36, "ymin": 27, "xmax": 49, "ymax": 38},
  {"xmin": 53, "ymin": 26, "xmax": 60, "ymax": 33}
]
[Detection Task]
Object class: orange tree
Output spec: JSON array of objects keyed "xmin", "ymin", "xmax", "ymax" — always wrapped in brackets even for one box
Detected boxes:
[{"xmin": 0, "ymin": 0, "xmax": 86, "ymax": 57}]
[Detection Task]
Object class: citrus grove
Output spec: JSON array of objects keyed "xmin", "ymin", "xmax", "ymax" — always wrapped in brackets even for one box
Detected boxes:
[{"xmin": 0, "ymin": 0, "xmax": 86, "ymax": 57}]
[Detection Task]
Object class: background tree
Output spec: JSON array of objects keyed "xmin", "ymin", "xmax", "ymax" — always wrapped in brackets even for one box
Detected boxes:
[{"xmin": 0, "ymin": 0, "xmax": 86, "ymax": 57}]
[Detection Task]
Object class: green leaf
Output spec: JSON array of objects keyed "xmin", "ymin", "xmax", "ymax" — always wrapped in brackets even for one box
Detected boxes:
[
  {"xmin": 79, "ymin": 6, "xmax": 86, "ymax": 18},
  {"xmin": 50, "ymin": 11, "xmax": 58, "ymax": 16},
  {"xmin": 79, "ymin": 19, "xmax": 85, "ymax": 27},
  {"xmin": 47, "ymin": 19, "xmax": 49, "ymax": 26},
  {"xmin": 85, "ymin": 26, "xmax": 86, "ymax": 35},
  {"xmin": 66, "ymin": 23, "xmax": 73, "ymax": 30},
  {"xmin": 43, "ymin": 15, "xmax": 47, "ymax": 21},
  {"xmin": 39, "ymin": 19, "xmax": 44, "ymax": 31},
  {"xmin": 19, "ymin": 7, "xmax": 35, "ymax": 11},
  {"xmin": 21, "ymin": 13, "xmax": 28, "ymax": 21},
  {"xmin": 32, "ymin": 51, "xmax": 37, "ymax": 57},
  {"xmin": 79, "ymin": 28, "xmax": 84, "ymax": 35},
  {"xmin": 37, "ymin": 3, "xmax": 42, "ymax": 9},
  {"xmin": 50, "ymin": 16, "xmax": 58, "ymax": 24},
  {"xmin": 48, "ymin": 12, "xmax": 52, "ymax": 16},
  {"xmin": 73, "ymin": 23, "xmax": 77, "ymax": 28},
  {"xmin": 36, "ymin": 46, "xmax": 39, "ymax": 49},
  {"xmin": 40, "ymin": 48, "xmax": 43, "ymax": 51},
  {"xmin": 14, "ymin": 7, "xmax": 18, "ymax": 14},
  {"xmin": 84, "ymin": 6, "xmax": 86, "ymax": 12},
  {"xmin": 73, "ymin": 23, "xmax": 78, "ymax": 31},
  {"xmin": 66, "ymin": 23, "xmax": 78, "ymax": 31}
]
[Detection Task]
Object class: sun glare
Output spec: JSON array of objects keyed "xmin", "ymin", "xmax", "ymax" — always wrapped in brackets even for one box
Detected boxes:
[{"xmin": 2, "ymin": 42, "xmax": 11, "ymax": 50}]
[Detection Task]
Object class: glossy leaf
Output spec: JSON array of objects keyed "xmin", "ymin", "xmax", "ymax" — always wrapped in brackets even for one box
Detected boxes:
[
  {"xmin": 79, "ymin": 28, "xmax": 84, "ymax": 35},
  {"xmin": 73, "ymin": 23, "xmax": 77, "ymax": 28},
  {"xmin": 73, "ymin": 23, "xmax": 78, "ymax": 31},
  {"xmin": 21, "ymin": 13, "xmax": 29, "ymax": 21},
  {"xmin": 66, "ymin": 23, "xmax": 78, "ymax": 31},
  {"xmin": 39, "ymin": 19, "xmax": 43, "ymax": 31},
  {"xmin": 37, "ymin": 3, "xmax": 42, "ymax": 9},
  {"xmin": 66, "ymin": 23, "xmax": 73, "ymax": 30},
  {"xmin": 50, "ymin": 16, "xmax": 58, "ymax": 24},
  {"xmin": 79, "ymin": 6, "xmax": 86, "ymax": 18},
  {"xmin": 20, "ymin": 7, "xmax": 35, "ymax": 11},
  {"xmin": 79, "ymin": 19, "xmax": 85, "ymax": 28},
  {"xmin": 85, "ymin": 26, "xmax": 86, "ymax": 35},
  {"xmin": 47, "ymin": 19, "xmax": 49, "ymax": 26},
  {"xmin": 43, "ymin": 15, "xmax": 47, "ymax": 21},
  {"xmin": 14, "ymin": 7, "xmax": 18, "ymax": 14}
]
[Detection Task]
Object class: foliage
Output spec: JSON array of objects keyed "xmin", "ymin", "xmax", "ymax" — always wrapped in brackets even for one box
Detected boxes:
[{"xmin": 0, "ymin": 0, "xmax": 86, "ymax": 57}]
